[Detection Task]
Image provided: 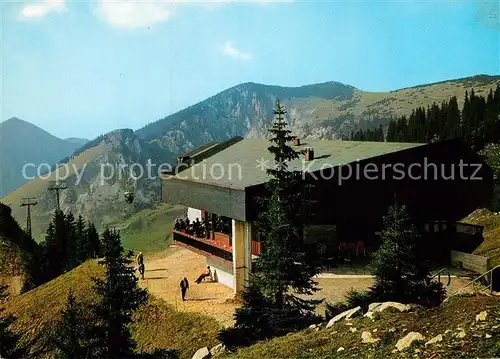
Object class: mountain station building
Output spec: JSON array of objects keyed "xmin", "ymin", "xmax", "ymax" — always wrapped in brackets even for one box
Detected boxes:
[{"xmin": 161, "ymin": 137, "xmax": 493, "ymax": 296}]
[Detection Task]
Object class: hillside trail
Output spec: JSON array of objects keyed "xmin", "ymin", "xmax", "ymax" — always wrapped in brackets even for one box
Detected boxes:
[{"xmin": 139, "ymin": 246, "xmax": 475, "ymax": 327}]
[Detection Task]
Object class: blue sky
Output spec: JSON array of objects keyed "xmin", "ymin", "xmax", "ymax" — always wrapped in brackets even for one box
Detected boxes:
[{"xmin": 1, "ymin": 0, "xmax": 499, "ymax": 139}]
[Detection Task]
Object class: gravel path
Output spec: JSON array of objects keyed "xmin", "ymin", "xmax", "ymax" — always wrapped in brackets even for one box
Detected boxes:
[{"xmin": 141, "ymin": 246, "xmax": 476, "ymax": 326}]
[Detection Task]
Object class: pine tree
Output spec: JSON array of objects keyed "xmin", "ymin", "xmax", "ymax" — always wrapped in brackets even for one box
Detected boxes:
[
  {"xmin": 86, "ymin": 222, "xmax": 101, "ymax": 259},
  {"xmin": 219, "ymin": 100, "xmax": 323, "ymax": 349},
  {"xmin": 369, "ymin": 203, "xmax": 446, "ymax": 307},
  {"xmin": 386, "ymin": 119, "xmax": 397, "ymax": 141},
  {"xmin": 65, "ymin": 212, "xmax": 79, "ymax": 270},
  {"xmin": 90, "ymin": 228, "xmax": 148, "ymax": 358},
  {"xmin": 0, "ymin": 285, "xmax": 23, "ymax": 358},
  {"xmin": 75, "ymin": 215, "xmax": 87, "ymax": 263},
  {"xmin": 53, "ymin": 290, "xmax": 96, "ymax": 359}
]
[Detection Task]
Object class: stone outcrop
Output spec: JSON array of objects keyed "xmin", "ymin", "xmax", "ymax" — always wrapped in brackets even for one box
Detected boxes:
[
  {"xmin": 210, "ymin": 344, "xmax": 226, "ymax": 357},
  {"xmin": 425, "ymin": 334, "xmax": 443, "ymax": 346},
  {"xmin": 395, "ymin": 332, "xmax": 424, "ymax": 351},
  {"xmin": 326, "ymin": 306, "xmax": 362, "ymax": 328},
  {"xmin": 192, "ymin": 347, "xmax": 210, "ymax": 359},
  {"xmin": 361, "ymin": 331, "xmax": 380, "ymax": 343}
]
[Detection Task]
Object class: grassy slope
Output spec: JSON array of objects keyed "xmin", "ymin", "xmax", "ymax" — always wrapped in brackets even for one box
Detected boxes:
[
  {"xmin": 111, "ymin": 203, "xmax": 185, "ymax": 253},
  {"xmin": 3, "ymin": 260, "xmax": 220, "ymax": 359},
  {"xmin": 228, "ymin": 295, "xmax": 500, "ymax": 359},
  {"xmin": 290, "ymin": 76, "xmax": 499, "ymax": 128}
]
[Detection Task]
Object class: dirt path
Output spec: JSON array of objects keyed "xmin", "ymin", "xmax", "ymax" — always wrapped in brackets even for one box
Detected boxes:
[
  {"xmin": 141, "ymin": 246, "xmax": 476, "ymax": 326},
  {"xmin": 140, "ymin": 246, "xmax": 238, "ymax": 327}
]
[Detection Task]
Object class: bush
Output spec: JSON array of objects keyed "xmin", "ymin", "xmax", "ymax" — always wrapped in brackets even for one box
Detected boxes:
[
  {"xmin": 324, "ymin": 302, "xmax": 348, "ymax": 321},
  {"xmin": 345, "ymin": 289, "xmax": 376, "ymax": 312}
]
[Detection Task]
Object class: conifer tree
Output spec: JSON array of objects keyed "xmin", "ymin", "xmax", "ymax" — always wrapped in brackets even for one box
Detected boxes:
[
  {"xmin": 369, "ymin": 203, "xmax": 446, "ymax": 307},
  {"xmin": 219, "ymin": 100, "xmax": 323, "ymax": 349},
  {"xmin": 86, "ymin": 222, "xmax": 101, "ymax": 258},
  {"xmin": 53, "ymin": 290, "xmax": 96, "ymax": 359},
  {"xmin": 0, "ymin": 284, "xmax": 23, "ymax": 358},
  {"xmin": 65, "ymin": 212, "xmax": 80, "ymax": 270},
  {"xmin": 386, "ymin": 119, "xmax": 397, "ymax": 141},
  {"xmin": 90, "ymin": 228, "xmax": 148, "ymax": 358}
]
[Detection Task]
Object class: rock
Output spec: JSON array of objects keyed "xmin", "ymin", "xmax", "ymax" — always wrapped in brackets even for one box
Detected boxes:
[
  {"xmin": 345, "ymin": 322, "xmax": 353, "ymax": 326},
  {"xmin": 373, "ymin": 328, "xmax": 378, "ymax": 332},
  {"xmin": 364, "ymin": 311, "xmax": 376, "ymax": 320},
  {"xmin": 389, "ymin": 327, "xmax": 396, "ymax": 333},
  {"xmin": 326, "ymin": 306, "xmax": 362, "ymax": 328},
  {"xmin": 350, "ymin": 327, "xmax": 358, "ymax": 332},
  {"xmin": 362, "ymin": 331, "xmax": 380, "ymax": 343},
  {"xmin": 368, "ymin": 302, "xmax": 383, "ymax": 311},
  {"xmin": 309, "ymin": 324, "xmax": 317, "ymax": 329},
  {"xmin": 337, "ymin": 347, "xmax": 345, "ymax": 352},
  {"xmin": 455, "ymin": 331, "xmax": 466, "ymax": 339},
  {"xmin": 492, "ymin": 325, "xmax": 500, "ymax": 330},
  {"xmin": 395, "ymin": 332, "xmax": 424, "ymax": 351},
  {"xmin": 192, "ymin": 347, "xmax": 210, "ymax": 359},
  {"xmin": 210, "ymin": 344, "xmax": 225, "ymax": 357},
  {"xmin": 444, "ymin": 329, "xmax": 452, "ymax": 334},
  {"xmin": 425, "ymin": 334, "xmax": 443, "ymax": 346},
  {"xmin": 486, "ymin": 333, "xmax": 492, "ymax": 339},
  {"xmin": 314, "ymin": 327, "xmax": 320, "ymax": 332},
  {"xmin": 346, "ymin": 306, "xmax": 362, "ymax": 319},
  {"xmin": 476, "ymin": 311, "xmax": 488, "ymax": 321},
  {"xmin": 331, "ymin": 331, "xmax": 338, "ymax": 335},
  {"xmin": 376, "ymin": 302, "xmax": 411, "ymax": 313}
]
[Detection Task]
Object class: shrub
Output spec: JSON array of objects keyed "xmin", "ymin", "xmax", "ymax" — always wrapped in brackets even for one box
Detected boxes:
[
  {"xmin": 324, "ymin": 302, "xmax": 348, "ymax": 321},
  {"xmin": 345, "ymin": 289, "xmax": 376, "ymax": 312}
]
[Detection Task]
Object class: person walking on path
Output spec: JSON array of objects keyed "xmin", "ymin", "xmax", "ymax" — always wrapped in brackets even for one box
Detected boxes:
[
  {"xmin": 136, "ymin": 251, "xmax": 145, "ymax": 280},
  {"xmin": 180, "ymin": 277, "xmax": 189, "ymax": 301}
]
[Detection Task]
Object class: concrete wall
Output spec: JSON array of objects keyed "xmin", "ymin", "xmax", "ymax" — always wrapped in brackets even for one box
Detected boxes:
[
  {"xmin": 206, "ymin": 258, "xmax": 234, "ymax": 289},
  {"xmin": 451, "ymin": 250, "xmax": 491, "ymax": 274},
  {"xmin": 187, "ymin": 207, "xmax": 202, "ymax": 222}
]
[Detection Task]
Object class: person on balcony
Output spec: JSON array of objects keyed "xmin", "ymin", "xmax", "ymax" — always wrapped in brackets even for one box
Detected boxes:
[
  {"xmin": 195, "ymin": 266, "xmax": 211, "ymax": 284},
  {"xmin": 174, "ymin": 218, "xmax": 182, "ymax": 231},
  {"xmin": 180, "ymin": 277, "xmax": 189, "ymax": 301}
]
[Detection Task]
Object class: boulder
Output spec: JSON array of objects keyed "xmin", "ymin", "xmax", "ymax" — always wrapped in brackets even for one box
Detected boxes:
[
  {"xmin": 425, "ymin": 334, "xmax": 443, "ymax": 346},
  {"xmin": 210, "ymin": 344, "xmax": 226, "ymax": 357},
  {"xmin": 368, "ymin": 302, "xmax": 383, "ymax": 311},
  {"xmin": 192, "ymin": 347, "xmax": 211, "ymax": 359},
  {"xmin": 326, "ymin": 306, "xmax": 362, "ymax": 328},
  {"xmin": 476, "ymin": 311, "xmax": 488, "ymax": 322},
  {"xmin": 375, "ymin": 302, "xmax": 411, "ymax": 313},
  {"xmin": 346, "ymin": 306, "xmax": 362, "ymax": 319},
  {"xmin": 361, "ymin": 331, "xmax": 380, "ymax": 344},
  {"xmin": 395, "ymin": 332, "xmax": 424, "ymax": 351},
  {"xmin": 309, "ymin": 324, "xmax": 317, "ymax": 329}
]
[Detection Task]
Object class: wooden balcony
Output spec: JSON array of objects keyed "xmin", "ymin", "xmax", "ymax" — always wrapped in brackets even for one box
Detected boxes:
[{"xmin": 173, "ymin": 230, "xmax": 233, "ymax": 264}]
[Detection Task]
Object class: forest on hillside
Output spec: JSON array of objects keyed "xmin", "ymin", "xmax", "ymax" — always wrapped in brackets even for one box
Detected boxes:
[{"xmin": 350, "ymin": 85, "xmax": 500, "ymax": 152}]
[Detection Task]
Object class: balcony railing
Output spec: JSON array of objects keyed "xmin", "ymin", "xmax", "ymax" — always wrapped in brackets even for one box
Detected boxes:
[
  {"xmin": 173, "ymin": 229, "xmax": 263, "ymax": 258},
  {"xmin": 173, "ymin": 230, "xmax": 233, "ymax": 263}
]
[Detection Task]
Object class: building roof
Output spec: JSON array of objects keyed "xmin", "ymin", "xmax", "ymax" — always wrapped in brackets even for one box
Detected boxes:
[
  {"xmin": 167, "ymin": 139, "xmax": 424, "ymax": 188},
  {"xmin": 179, "ymin": 141, "xmax": 220, "ymax": 159}
]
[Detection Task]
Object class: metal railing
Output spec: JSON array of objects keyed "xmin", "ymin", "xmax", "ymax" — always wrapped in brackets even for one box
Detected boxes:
[
  {"xmin": 444, "ymin": 264, "xmax": 500, "ymax": 302},
  {"xmin": 431, "ymin": 268, "xmax": 451, "ymax": 286}
]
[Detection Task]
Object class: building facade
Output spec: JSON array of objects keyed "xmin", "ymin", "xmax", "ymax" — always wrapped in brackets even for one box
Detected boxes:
[{"xmin": 163, "ymin": 137, "xmax": 493, "ymax": 296}]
